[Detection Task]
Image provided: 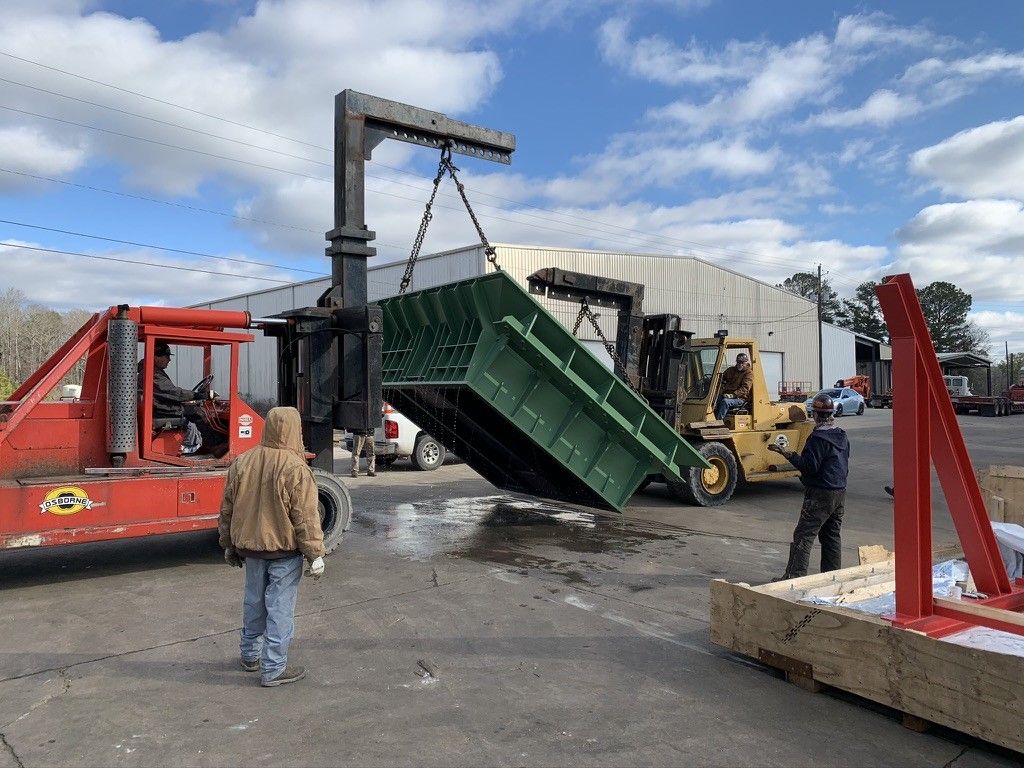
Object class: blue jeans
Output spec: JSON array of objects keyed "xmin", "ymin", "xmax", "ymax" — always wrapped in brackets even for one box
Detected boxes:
[
  {"xmin": 240, "ymin": 554, "xmax": 304, "ymax": 683},
  {"xmin": 715, "ymin": 397, "xmax": 746, "ymax": 420}
]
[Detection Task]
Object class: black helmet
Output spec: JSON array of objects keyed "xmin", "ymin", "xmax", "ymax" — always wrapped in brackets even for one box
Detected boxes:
[{"xmin": 811, "ymin": 393, "xmax": 834, "ymax": 415}]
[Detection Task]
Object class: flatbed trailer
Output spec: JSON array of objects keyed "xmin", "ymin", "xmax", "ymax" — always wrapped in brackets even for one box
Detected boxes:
[{"xmin": 950, "ymin": 395, "xmax": 1024, "ymax": 417}]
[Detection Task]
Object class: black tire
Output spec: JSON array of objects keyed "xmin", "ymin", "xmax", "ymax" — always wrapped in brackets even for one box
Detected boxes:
[
  {"xmin": 312, "ymin": 468, "xmax": 352, "ymax": 554},
  {"xmin": 411, "ymin": 434, "xmax": 446, "ymax": 471},
  {"xmin": 667, "ymin": 442, "xmax": 739, "ymax": 507},
  {"xmin": 857, "ymin": 402, "xmax": 865, "ymax": 415},
  {"xmin": 834, "ymin": 404, "xmax": 843, "ymax": 416}
]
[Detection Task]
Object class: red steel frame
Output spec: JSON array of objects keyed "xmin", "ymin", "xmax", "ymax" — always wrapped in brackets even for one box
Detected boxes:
[{"xmin": 876, "ymin": 274, "xmax": 1024, "ymax": 637}]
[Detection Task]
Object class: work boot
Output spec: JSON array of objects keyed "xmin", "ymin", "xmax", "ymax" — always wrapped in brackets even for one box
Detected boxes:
[
  {"xmin": 350, "ymin": 468, "xmax": 359, "ymax": 478},
  {"xmin": 261, "ymin": 666, "xmax": 306, "ymax": 687},
  {"xmin": 368, "ymin": 469, "xmax": 376, "ymax": 477},
  {"xmin": 240, "ymin": 657, "xmax": 259, "ymax": 672}
]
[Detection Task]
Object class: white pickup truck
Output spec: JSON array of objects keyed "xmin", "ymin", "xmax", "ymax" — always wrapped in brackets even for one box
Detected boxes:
[{"xmin": 345, "ymin": 403, "xmax": 447, "ymax": 471}]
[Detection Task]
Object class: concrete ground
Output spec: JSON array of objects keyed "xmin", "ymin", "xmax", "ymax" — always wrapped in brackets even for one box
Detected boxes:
[{"xmin": 1, "ymin": 409, "xmax": 1022, "ymax": 767}]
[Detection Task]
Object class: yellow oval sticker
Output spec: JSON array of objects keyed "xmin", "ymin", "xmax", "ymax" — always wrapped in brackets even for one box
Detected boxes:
[{"xmin": 39, "ymin": 486, "xmax": 94, "ymax": 516}]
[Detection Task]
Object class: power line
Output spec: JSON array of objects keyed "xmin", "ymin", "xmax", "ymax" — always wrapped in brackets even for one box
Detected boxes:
[
  {"xmin": 0, "ymin": 104, "xmax": 328, "ymax": 182},
  {"xmin": 0, "ymin": 64, "xmax": 872, "ymax": 282},
  {"xmin": 0, "ymin": 217, "xmax": 328, "ymax": 277},
  {"xmin": 0, "ymin": 49, "xmax": 328, "ymax": 152},
  {"xmin": 1, "ymin": 242, "xmax": 295, "ymax": 283},
  {"xmin": 0, "ymin": 75, "xmax": 332, "ymax": 168}
]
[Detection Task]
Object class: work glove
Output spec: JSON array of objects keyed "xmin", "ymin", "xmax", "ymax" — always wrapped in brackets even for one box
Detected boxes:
[
  {"xmin": 224, "ymin": 547, "xmax": 244, "ymax": 568},
  {"xmin": 306, "ymin": 556, "xmax": 325, "ymax": 580}
]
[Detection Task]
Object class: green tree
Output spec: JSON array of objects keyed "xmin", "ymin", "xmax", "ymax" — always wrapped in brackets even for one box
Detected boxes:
[
  {"xmin": 0, "ymin": 368, "xmax": 14, "ymax": 400},
  {"xmin": 916, "ymin": 281, "xmax": 987, "ymax": 352},
  {"xmin": 836, "ymin": 281, "xmax": 888, "ymax": 341},
  {"xmin": 778, "ymin": 271, "xmax": 842, "ymax": 323}
]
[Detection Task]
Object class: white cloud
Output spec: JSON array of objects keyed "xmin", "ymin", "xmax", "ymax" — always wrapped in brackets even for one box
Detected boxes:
[
  {"xmin": 0, "ymin": 242, "xmax": 300, "ymax": 310},
  {"xmin": 619, "ymin": 13, "xmax": 948, "ymax": 133},
  {"xmin": 0, "ymin": 0, "xmax": 510, "ymax": 198},
  {"xmin": 970, "ymin": 310, "xmax": 1024, "ymax": 353},
  {"xmin": 896, "ymin": 200, "xmax": 1024, "ymax": 301},
  {"xmin": 597, "ymin": 18, "xmax": 767, "ymax": 86},
  {"xmin": 541, "ymin": 137, "xmax": 781, "ymax": 206},
  {"xmin": 909, "ymin": 116, "xmax": 1024, "ymax": 199},
  {"xmin": 0, "ymin": 126, "xmax": 87, "ymax": 188},
  {"xmin": 806, "ymin": 89, "xmax": 923, "ymax": 129},
  {"xmin": 832, "ymin": 12, "xmax": 951, "ymax": 53}
]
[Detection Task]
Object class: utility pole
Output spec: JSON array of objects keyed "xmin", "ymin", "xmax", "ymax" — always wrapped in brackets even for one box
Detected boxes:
[
  {"xmin": 1006, "ymin": 340, "xmax": 1011, "ymax": 393},
  {"xmin": 817, "ymin": 263, "xmax": 824, "ymax": 390}
]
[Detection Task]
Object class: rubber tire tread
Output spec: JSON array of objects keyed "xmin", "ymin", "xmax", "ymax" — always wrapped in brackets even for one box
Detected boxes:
[
  {"xmin": 667, "ymin": 442, "xmax": 739, "ymax": 507},
  {"xmin": 312, "ymin": 468, "xmax": 352, "ymax": 554},
  {"xmin": 411, "ymin": 434, "xmax": 446, "ymax": 471}
]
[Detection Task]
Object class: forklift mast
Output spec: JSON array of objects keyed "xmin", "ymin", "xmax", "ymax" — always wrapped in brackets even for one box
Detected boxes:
[
  {"xmin": 268, "ymin": 91, "xmax": 515, "ymax": 470},
  {"xmin": 526, "ymin": 267, "xmax": 693, "ymax": 429}
]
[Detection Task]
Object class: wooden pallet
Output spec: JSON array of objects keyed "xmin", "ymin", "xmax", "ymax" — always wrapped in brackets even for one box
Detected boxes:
[{"xmin": 710, "ymin": 557, "xmax": 1024, "ymax": 754}]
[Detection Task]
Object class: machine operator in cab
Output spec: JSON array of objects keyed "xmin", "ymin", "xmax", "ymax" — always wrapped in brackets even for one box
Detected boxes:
[
  {"xmin": 140, "ymin": 342, "xmax": 222, "ymax": 456},
  {"xmin": 714, "ymin": 352, "xmax": 753, "ymax": 420}
]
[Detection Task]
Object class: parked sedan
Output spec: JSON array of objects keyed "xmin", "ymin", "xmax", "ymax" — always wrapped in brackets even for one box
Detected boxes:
[{"xmin": 805, "ymin": 387, "xmax": 866, "ymax": 417}]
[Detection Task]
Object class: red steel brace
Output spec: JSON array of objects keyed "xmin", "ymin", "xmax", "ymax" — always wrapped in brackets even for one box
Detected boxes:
[{"xmin": 876, "ymin": 274, "xmax": 1024, "ymax": 637}]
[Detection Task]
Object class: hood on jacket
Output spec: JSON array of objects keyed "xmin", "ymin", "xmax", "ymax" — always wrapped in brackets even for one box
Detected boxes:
[
  {"xmin": 812, "ymin": 423, "xmax": 849, "ymax": 451},
  {"xmin": 261, "ymin": 406, "xmax": 305, "ymax": 457}
]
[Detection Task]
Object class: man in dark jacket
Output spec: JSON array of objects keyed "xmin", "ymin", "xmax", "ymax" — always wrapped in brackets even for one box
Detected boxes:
[
  {"xmin": 140, "ymin": 342, "xmax": 207, "ymax": 454},
  {"xmin": 768, "ymin": 392, "xmax": 850, "ymax": 579}
]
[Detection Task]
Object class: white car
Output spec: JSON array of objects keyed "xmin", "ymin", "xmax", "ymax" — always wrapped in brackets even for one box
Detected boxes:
[
  {"xmin": 345, "ymin": 403, "xmax": 447, "ymax": 471},
  {"xmin": 804, "ymin": 387, "xmax": 866, "ymax": 417}
]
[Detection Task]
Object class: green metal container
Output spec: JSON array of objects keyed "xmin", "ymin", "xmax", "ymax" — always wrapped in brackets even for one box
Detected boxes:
[{"xmin": 380, "ymin": 271, "xmax": 708, "ymax": 511}]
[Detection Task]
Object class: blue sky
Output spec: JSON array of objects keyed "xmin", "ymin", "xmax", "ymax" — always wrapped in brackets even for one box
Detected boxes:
[{"xmin": 2, "ymin": 1, "xmax": 1024, "ymax": 350}]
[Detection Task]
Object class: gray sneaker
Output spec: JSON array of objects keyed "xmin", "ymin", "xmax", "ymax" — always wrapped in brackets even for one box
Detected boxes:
[
  {"xmin": 240, "ymin": 657, "xmax": 259, "ymax": 672},
  {"xmin": 261, "ymin": 666, "xmax": 306, "ymax": 687}
]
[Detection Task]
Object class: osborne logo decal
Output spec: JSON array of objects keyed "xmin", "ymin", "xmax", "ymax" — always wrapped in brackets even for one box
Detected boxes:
[{"xmin": 39, "ymin": 486, "xmax": 103, "ymax": 515}]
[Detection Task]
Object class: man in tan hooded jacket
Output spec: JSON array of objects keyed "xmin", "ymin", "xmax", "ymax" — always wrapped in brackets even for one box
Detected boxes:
[{"xmin": 219, "ymin": 407, "xmax": 325, "ymax": 687}]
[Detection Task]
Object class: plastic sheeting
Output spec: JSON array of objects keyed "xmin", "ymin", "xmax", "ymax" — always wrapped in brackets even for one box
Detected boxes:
[{"xmin": 803, "ymin": 560, "xmax": 968, "ymax": 616}]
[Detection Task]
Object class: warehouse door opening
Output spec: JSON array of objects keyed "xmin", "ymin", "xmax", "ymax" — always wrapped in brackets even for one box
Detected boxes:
[{"xmin": 760, "ymin": 351, "xmax": 784, "ymax": 400}]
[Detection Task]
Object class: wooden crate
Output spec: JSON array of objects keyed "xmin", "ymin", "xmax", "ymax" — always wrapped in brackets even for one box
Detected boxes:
[
  {"xmin": 710, "ymin": 559, "xmax": 1024, "ymax": 754},
  {"xmin": 978, "ymin": 465, "xmax": 1024, "ymax": 525}
]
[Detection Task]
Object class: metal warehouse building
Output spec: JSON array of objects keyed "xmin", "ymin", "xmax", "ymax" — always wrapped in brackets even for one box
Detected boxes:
[{"xmin": 191, "ymin": 243, "xmax": 891, "ymax": 403}]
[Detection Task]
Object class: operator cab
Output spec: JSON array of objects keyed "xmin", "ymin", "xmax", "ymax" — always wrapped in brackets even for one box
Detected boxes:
[
  {"xmin": 136, "ymin": 333, "xmax": 249, "ymax": 466},
  {"xmin": 681, "ymin": 335, "xmax": 754, "ymax": 428}
]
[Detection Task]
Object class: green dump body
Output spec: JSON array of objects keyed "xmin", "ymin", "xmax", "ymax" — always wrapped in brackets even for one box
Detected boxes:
[{"xmin": 379, "ymin": 271, "xmax": 709, "ymax": 511}]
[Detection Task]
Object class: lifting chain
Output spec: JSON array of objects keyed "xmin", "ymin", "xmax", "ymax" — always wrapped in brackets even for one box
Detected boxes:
[
  {"xmin": 399, "ymin": 143, "xmax": 500, "ymax": 295},
  {"xmin": 571, "ymin": 297, "xmax": 639, "ymax": 393}
]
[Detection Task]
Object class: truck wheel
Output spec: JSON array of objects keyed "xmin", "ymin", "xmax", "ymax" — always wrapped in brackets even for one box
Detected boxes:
[
  {"xmin": 667, "ymin": 442, "xmax": 738, "ymax": 507},
  {"xmin": 312, "ymin": 468, "xmax": 352, "ymax": 554},
  {"xmin": 411, "ymin": 434, "xmax": 446, "ymax": 471},
  {"xmin": 857, "ymin": 403, "xmax": 865, "ymax": 415}
]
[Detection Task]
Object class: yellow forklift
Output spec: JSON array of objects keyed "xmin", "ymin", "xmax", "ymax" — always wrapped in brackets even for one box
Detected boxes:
[{"xmin": 528, "ymin": 268, "xmax": 814, "ymax": 506}]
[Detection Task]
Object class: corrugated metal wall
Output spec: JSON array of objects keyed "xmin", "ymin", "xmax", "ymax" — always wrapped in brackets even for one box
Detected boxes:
[
  {"xmin": 822, "ymin": 323, "xmax": 856, "ymax": 387},
  {"xmin": 196, "ymin": 244, "xmax": 834, "ymax": 401},
  {"xmin": 488, "ymin": 244, "xmax": 821, "ymax": 391}
]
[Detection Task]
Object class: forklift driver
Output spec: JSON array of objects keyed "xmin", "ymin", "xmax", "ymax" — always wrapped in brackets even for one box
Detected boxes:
[
  {"xmin": 714, "ymin": 352, "xmax": 753, "ymax": 421},
  {"xmin": 140, "ymin": 342, "xmax": 221, "ymax": 456}
]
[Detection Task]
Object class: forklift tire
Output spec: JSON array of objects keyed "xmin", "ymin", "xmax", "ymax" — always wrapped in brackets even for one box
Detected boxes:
[
  {"xmin": 411, "ymin": 434, "xmax": 446, "ymax": 471},
  {"xmin": 667, "ymin": 442, "xmax": 739, "ymax": 507},
  {"xmin": 312, "ymin": 468, "xmax": 352, "ymax": 554}
]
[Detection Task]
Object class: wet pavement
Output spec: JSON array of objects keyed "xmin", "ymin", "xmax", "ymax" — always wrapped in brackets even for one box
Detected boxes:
[{"xmin": 1, "ymin": 409, "xmax": 1022, "ymax": 766}]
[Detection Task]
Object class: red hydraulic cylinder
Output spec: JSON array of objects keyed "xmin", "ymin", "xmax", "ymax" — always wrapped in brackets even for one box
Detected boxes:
[{"xmin": 137, "ymin": 306, "xmax": 252, "ymax": 330}]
